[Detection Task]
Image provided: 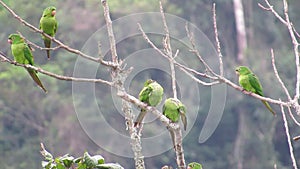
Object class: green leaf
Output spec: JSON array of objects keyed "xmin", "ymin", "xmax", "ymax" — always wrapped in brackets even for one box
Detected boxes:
[
  {"xmin": 41, "ymin": 160, "xmax": 55, "ymax": 169},
  {"xmin": 91, "ymin": 155, "xmax": 105, "ymax": 165},
  {"xmin": 40, "ymin": 143, "xmax": 53, "ymax": 161},
  {"xmin": 41, "ymin": 161, "xmax": 50, "ymax": 168},
  {"xmin": 96, "ymin": 163, "xmax": 124, "ymax": 169},
  {"xmin": 77, "ymin": 163, "xmax": 87, "ymax": 169},
  {"xmin": 188, "ymin": 162, "xmax": 203, "ymax": 169},
  {"xmin": 83, "ymin": 152, "xmax": 97, "ymax": 168},
  {"xmin": 60, "ymin": 154, "xmax": 75, "ymax": 168},
  {"xmin": 56, "ymin": 163, "xmax": 65, "ymax": 169},
  {"xmin": 74, "ymin": 157, "xmax": 83, "ymax": 163}
]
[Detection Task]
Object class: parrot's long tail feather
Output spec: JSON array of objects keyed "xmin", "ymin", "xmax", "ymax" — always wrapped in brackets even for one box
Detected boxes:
[
  {"xmin": 44, "ymin": 38, "xmax": 51, "ymax": 60},
  {"xmin": 27, "ymin": 69, "xmax": 47, "ymax": 93},
  {"xmin": 168, "ymin": 129, "xmax": 176, "ymax": 150},
  {"xmin": 134, "ymin": 109, "xmax": 147, "ymax": 128},
  {"xmin": 180, "ymin": 113, "xmax": 187, "ymax": 131},
  {"xmin": 261, "ymin": 100, "xmax": 276, "ymax": 116}
]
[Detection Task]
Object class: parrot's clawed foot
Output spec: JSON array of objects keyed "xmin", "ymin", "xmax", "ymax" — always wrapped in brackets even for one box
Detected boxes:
[
  {"xmin": 134, "ymin": 122, "xmax": 144, "ymax": 135},
  {"xmin": 133, "ymin": 122, "xmax": 140, "ymax": 128},
  {"xmin": 242, "ymin": 89, "xmax": 252, "ymax": 95}
]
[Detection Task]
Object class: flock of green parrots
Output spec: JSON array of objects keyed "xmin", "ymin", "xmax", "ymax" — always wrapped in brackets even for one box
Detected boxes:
[
  {"xmin": 133, "ymin": 79, "xmax": 188, "ymax": 131},
  {"xmin": 8, "ymin": 6, "xmax": 57, "ymax": 93},
  {"xmin": 7, "ymin": 7, "xmax": 275, "ymax": 134},
  {"xmin": 134, "ymin": 66, "xmax": 275, "ymax": 137}
]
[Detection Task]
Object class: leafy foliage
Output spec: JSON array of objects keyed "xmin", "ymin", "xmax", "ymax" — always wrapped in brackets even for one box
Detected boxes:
[{"xmin": 41, "ymin": 144, "xmax": 123, "ymax": 169}]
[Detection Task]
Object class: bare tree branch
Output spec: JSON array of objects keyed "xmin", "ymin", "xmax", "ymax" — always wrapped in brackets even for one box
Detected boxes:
[
  {"xmin": 281, "ymin": 105, "xmax": 298, "ymax": 169},
  {"xmin": 158, "ymin": 2, "xmax": 185, "ymax": 168},
  {"xmin": 287, "ymin": 106, "xmax": 300, "ymax": 127},
  {"xmin": 101, "ymin": 1, "xmax": 144, "ymax": 168},
  {"xmin": 159, "ymin": 1, "xmax": 177, "ymax": 99},
  {"xmin": 213, "ymin": 3, "xmax": 224, "ymax": 76},
  {"xmin": 185, "ymin": 25, "xmax": 218, "ymax": 77},
  {"xmin": 0, "ymin": 52, "xmax": 113, "ymax": 85},
  {"xmin": 271, "ymin": 49, "xmax": 292, "ymax": 101},
  {"xmin": 258, "ymin": 1, "xmax": 287, "ymax": 25},
  {"xmin": 282, "ymin": 0, "xmax": 300, "ymax": 101},
  {"xmin": 259, "ymin": 0, "xmax": 300, "ymax": 103},
  {"xmin": 101, "ymin": 0, "xmax": 118, "ymax": 65}
]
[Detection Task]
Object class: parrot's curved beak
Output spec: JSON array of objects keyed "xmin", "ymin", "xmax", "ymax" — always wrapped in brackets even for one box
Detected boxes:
[
  {"xmin": 51, "ymin": 10, "xmax": 56, "ymax": 16},
  {"xmin": 8, "ymin": 39, "xmax": 12, "ymax": 44},
  {"xmin": 235, "ymin": 69, "xmax": 239, "ymax": 75}
]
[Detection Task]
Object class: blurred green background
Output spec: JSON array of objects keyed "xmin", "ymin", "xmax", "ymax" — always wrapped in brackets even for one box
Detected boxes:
[{"xmin": 0, "ymin": 0, "xmax": 300, "ymax": 168}]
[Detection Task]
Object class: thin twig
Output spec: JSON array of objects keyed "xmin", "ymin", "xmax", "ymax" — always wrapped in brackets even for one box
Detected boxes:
[
  {"xmin": 213, "ymin": 3, "xmax": 224, "ymax": 76},
  {"xmin": 185, "ymin": 24, "xmax": 218, "ymax": 77},
  {"xmin": 259, "ymin": 0, "xmax": 300, "ymax": 101},
  {"xmin": 101, "ymin": 0, "xmax": 118, "ymax": 65},
  {"xmin": 174, "ymin": 61, "xmax": 218, "ymax": 81},
  {"xmin": 159, "ymin": 0, "xmax": 177, "ymax": 99},
  {"xmin": 281, "ymin": 105, "xmax": 298, "ymax": 169},
  {"xmin": 0, "ymin": 53, "xmax": 113, "ymax": 86},
  {"xmin": 170, "ymin": 50, "xmax": 179, "ymax": 99},
  {"xmin": 258, "ymin": 1, "xmax": 287, "ymax": 25},
  {"xmin": 270, "ymin": 49, "xmax": 292, "ymax": 101},
  {"xmin": 287, "ymin": 106, "xmax": 300, "ymax": 127},
  {"xmin": 178, "ymin": 65, "xmax": 220, "ymax": 86},
  {"xmin": 271, "ymin": 47, "xmax": 300, "ymax": 124},
  {"xmin": 282, "ymin": 0, "xmax": 300, "ymax": 101}
]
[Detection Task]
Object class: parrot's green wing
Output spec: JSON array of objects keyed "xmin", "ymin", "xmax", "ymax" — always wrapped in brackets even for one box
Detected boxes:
[
  {"xmin": 139, "ymin": 86, "xmax": 152, "ymax": 103},
  {"xmin": 135, "ymin": 85, "xmax": 152, "ymax": 127},
  {"xmin": 24, "ymin": 43, "xmax": 47, "ymax": 92},
  {"xmin": 248, "ymin": 73, "xmax": 263, "ymax": 96},
  {"xmin": 23, "ymin": 43, "xmax": 34, "ymax": 66},
  {"xmin": 148, "ymin": 82, "xmax": 164, "ymax": 106},
  {"xmin": 163, "ymin": 98, "xmax": 180, "ymax": 123},
  {"xmin": 54, "ymin": 20, "xmax": 58, "ymax": 34},
  {"xmin": 163, "ymin": 98, "xmax": 187, "ymax": 130}
]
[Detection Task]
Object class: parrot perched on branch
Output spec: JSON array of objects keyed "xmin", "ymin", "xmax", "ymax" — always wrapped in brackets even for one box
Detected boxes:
[
  {"xmin": 162, "ymin": 98, "xmax": 187, "ymax": 150},
  {"xmin": 235, "ymin": 66, "xmax": 276, "ymax": 116},
  {"xmin": 39, "ymin": 6, "xmax": 57, "ymax": 60},
  {"xmin": 8, "ymin": 34, "xmax": 47, "ymax": 93},
  {"xmin": 162, "ymin": 98, "xmax": 187, "ymax": 130},
  {"xmin": 134, "ymin": 79, "xmax": 164, "ymax": 128}
]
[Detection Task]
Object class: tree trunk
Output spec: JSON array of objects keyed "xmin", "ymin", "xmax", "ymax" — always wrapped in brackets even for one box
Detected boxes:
[
  {"xmin": 233, "ymin": 108, "xmax": 246, "ymax": 169},
  {"xmin": 233, "ymin": 0, "xmax": 247, "ymax": 63},
  {"xmin": 232, "ymin": 0, "xmax": 248, "ymax": 168}
]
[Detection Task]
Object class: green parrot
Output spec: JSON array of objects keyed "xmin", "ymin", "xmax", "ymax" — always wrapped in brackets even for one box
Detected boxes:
[
  {"xmin": 235, "ymin": 66, "xmax": 276, "ymax": 116},
  {"xmin": 8, "ymin": 34, "xmax": 47, "ymax": 93},
  {"xmin": 134, "ymin": 79, "xmax": 164, "ymax": 127},
  {"xmin": 188, "ymin": 162, "xmax": 202, "ymax": 169},
  {"xmin": 162, "ymin": 98, "xmax": 187, "ymax": 130},
  {"xmin": 39, "ymin": 6, "xmax": 57, "ymax": 60}
]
